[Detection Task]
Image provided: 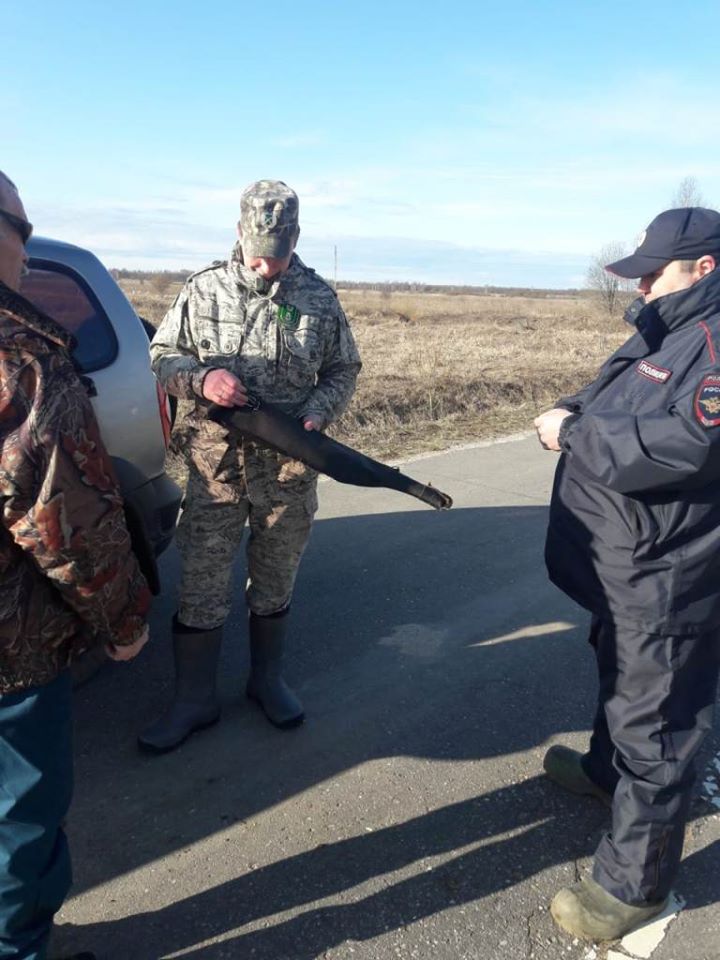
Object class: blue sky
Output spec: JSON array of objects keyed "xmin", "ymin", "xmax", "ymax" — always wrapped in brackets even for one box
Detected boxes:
[{"xmin": 3, "ymin": 0, "xmax": 719, "ymax": 287}]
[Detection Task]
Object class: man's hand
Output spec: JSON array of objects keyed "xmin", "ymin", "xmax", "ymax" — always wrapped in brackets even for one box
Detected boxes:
[
  {"xmin": 534, "ymin": 408, "xmax": 573, "ymax": 452},
  {"xmin": 202, "ymin": 369, "xmax": 248, "ymax": 408},
  {"xmin": 106, "ymin": 625, "xmax": 150, "ymax": 662},
  {"xmin": 303, "ymin": 414, "xmax": 323, "ymax": 432}
]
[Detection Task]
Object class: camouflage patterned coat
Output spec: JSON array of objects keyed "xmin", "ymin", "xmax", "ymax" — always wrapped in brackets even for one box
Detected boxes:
[
  {"xmin": 150, "ymin": 248, "xmax": 361, "ymax": 440},
  {"xmin": 0, "ymin": 283, "xmax": 151, "ymax": 694}
]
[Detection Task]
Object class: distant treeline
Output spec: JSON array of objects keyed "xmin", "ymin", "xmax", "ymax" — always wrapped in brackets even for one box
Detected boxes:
[
  {"xmin": 111, "ymin": 268, "xmax": 192, "ymax": 283},
  {"xmin": 112, "ymin": 269, "xmax": 585, "ymax": 298},
  {"xmin": 337, "ymin": 280, "xmax": 586, "ymax": 298}
]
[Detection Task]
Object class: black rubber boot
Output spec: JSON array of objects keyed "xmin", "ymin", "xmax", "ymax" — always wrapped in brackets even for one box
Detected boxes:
[
  {"xmin": 138, "ymin": 619, "xmax": 222, "ymax": 754},
  {"xmin": 246, "ymin": 609, "xmax": 304, "ymax": 729}
]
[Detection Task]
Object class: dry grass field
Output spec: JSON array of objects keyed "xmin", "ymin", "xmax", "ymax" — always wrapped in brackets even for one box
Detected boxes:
[{"xmin": 121, "ymin": 279, "xmax": 630, "ymax": 465}]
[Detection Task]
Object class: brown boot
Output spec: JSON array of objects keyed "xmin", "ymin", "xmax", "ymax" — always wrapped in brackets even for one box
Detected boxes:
[
  {"xmin": 543, "ymin": 745, "xmax": 613, "ymax": 807},
  {"xmin": 551, "ymin": 875, "xmax": 667, "ymax": 940}
]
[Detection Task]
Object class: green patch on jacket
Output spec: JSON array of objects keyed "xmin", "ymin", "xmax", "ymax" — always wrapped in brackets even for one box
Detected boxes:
[{"xmin": 276, "ymin": 304, "xmax": 301, "ymax": 330}]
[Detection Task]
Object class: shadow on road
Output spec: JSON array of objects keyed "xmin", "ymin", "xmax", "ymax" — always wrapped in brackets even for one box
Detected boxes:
[
  {"xmin": 61, "ymin": 775, "xmax": 608, "ymax": 957},
  {"xmin": 64, "ymin": 504, "xmax": 720, "ymax": 957}
]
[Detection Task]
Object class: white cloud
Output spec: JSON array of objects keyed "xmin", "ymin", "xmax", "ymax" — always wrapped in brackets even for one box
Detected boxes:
[{"xmin": 21, "ymin": 67, "xmax": 720, "ymax": 286}]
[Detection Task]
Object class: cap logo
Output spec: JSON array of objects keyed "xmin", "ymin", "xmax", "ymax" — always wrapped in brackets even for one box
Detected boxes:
[{"xmin": 636, "ymin": 229, "xmax": 647, "ymax": 249}]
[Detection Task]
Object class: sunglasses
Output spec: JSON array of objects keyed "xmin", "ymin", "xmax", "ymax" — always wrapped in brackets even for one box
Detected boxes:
[{"xmin": 0, "ymin": 210, "xmax": 33, "ymax": 245}]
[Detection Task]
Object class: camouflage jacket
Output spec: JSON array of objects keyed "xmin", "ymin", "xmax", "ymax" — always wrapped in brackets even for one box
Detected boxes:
[
  {"xmin": 150, "ymin": 249, "xmax": 361, "ymax": 434},
  {"xmin": 0, "ymin": 282, "xmax": 151, "ymax": 694}
]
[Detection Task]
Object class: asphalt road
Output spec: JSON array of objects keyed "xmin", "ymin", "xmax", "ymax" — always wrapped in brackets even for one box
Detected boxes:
[{"xmin": 55, "ymin": 435, "xmax": 720, "ymax": 960}]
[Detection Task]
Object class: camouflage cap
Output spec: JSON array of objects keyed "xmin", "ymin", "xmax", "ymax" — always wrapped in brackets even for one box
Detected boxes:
[{"xmin": 239, "ymin": 180, "xmax": 299, "ymax": 259}]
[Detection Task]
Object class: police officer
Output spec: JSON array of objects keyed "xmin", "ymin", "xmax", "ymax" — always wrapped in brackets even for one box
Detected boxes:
[
  {"xmin": 140, "ymin": 180, "xmax": 361, "ymax": 753},
  {"xmin": 534, "ymin": 207, "xmax": 720, "ymax": 940}
]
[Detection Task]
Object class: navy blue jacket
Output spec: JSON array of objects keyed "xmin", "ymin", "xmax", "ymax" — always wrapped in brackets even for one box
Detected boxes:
[{"xmin": 546, "ymin": 268, "xmax": 720, "ymax": 635}]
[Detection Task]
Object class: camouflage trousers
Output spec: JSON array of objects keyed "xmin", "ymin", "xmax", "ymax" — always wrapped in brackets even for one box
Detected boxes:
[{"xmin": 176, "ymin": 431, "xmax": 318, "ymax": 629}]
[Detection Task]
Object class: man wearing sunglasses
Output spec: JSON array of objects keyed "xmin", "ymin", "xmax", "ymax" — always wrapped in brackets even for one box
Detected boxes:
[
  {"xmin": 0, "ymin": 172, "xmax": 151, "ymax": 960},
  {"xmin": 0, "ymin": 208, "xmax": 33, "ymax": 243},
  {"xmin": 0, "ymin": 202, "xmax": 32, "ymax": 285}
]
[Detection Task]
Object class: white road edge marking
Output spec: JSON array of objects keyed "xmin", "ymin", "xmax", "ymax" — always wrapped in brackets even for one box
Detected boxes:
[
  {"xmin": 604, "ymin": 892, "xmax": 685, "ymax": 960},
  {"xmin": 700, "ymin": 748, "xmax": 720, "ymax": 810},
  {"xmin": 578, "ymin": 746, "xmax": 717, "ymax": 960}
]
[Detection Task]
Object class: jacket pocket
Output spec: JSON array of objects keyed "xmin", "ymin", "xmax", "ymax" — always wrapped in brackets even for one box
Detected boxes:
[
  {"xmin": 195, "ymin": 303, "xmax": 220, "ymax": 362},
  {"xmin": 281, "ymin": 326, "xmax": 322, "ymax": 388}
]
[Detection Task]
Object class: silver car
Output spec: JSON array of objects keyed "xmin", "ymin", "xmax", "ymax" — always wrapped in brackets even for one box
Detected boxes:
[{"xmin": 21, "ymin": 237, "xmax": 181, "ymax": 595}]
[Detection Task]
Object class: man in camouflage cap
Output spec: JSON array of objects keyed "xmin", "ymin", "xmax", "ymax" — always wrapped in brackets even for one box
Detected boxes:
[
  {"xmin": 140, "ymin": 179, "xmax": 361, "ymax": 753},
  {"xmin": 239, "ymin": 179, "xmax": 299, "ymax": 258}
]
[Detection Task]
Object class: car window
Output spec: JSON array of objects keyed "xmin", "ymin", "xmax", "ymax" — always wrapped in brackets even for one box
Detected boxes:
[{"xmin": 20, "ymin": 260, "xmax": 118, "ymax": 373}]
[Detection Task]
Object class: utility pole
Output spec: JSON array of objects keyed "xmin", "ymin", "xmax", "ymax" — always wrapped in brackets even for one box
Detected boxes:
[{"xmin": 333, "ymin": 245, "xmax": 338, "ymax": 290}]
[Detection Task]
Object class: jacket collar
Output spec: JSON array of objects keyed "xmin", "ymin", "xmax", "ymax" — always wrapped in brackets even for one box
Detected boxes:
[
  {"xmin": 0, "ymin": 280, "xmax": 73, "ymax": 350},
  {"xmin": 626, "ymin": 267, "xmax": 720, "ymax": 347},
  {"xmin": 229, "ymin": 243, "xmax": 303, "ymax": 300}
]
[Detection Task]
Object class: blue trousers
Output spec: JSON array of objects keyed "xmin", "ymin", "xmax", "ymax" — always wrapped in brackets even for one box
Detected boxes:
[
  {"xmin": 582, "ymin": 618, "xmax": 720, "ymax": 905},
  {"xmin": 0, "ymin": 672, "xmax": 73, "ymax": 960}
]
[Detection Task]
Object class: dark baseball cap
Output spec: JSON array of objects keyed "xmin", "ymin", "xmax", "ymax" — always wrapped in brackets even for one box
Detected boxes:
[{"xmin": 606, "ymin": 207, "xmax": 720, "ymax": 278}]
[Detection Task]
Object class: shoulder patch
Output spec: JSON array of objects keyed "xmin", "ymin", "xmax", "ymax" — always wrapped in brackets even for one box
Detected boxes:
[
  {"xmin": 636, "ymin": 360, "xmax": 672, "ymax": 383},
  {"xmin": 694, "ymin": 374, "xmax": 720, "ymax": 427}
]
